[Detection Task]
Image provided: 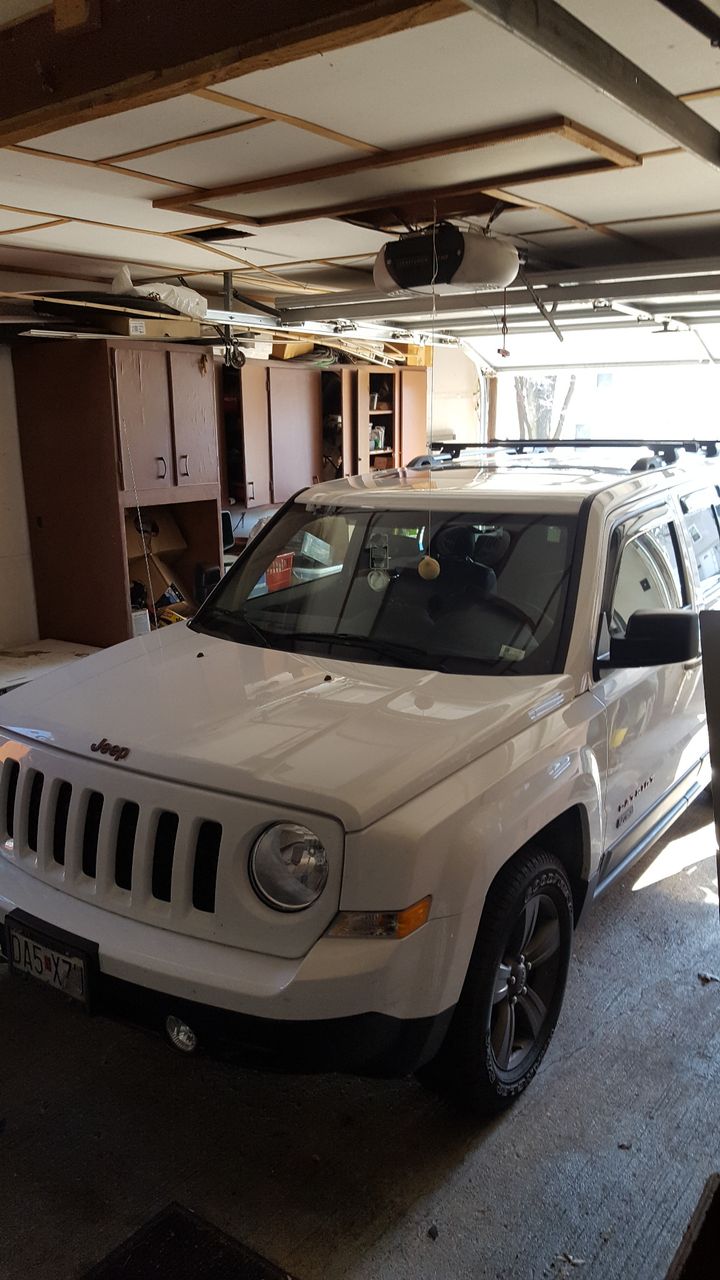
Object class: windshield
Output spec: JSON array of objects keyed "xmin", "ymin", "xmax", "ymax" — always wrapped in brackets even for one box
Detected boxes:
[{"xmin": 192, "ymin": 504, "xmax": 578, "ymax": 675}]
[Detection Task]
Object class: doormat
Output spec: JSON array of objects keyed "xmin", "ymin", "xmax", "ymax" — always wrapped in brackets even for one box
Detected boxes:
[
  {"xmin": 79, "ymin": 1202, "xmax": 298, "ymax": 1280},
  {"xmin": 666, "ymin": 1173, "xmax": 720, "ymax": 1280}
]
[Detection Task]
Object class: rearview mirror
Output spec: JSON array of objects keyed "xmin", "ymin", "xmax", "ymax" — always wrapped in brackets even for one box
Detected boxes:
[{"xmin": 605, "ymin": 609, "xmax": 700, "ymax": 668}]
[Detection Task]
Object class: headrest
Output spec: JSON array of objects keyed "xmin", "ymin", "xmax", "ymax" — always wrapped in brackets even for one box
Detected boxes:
[
  {"xmin": 432, "ymin": 525, "xmax": 474, "ymax": 560},
  {"xmin": 474, "ymin": 529, "xmax": 511, "ymax": 567}
]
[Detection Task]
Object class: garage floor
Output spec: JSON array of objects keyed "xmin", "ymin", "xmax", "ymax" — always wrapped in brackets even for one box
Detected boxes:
[{"xmin": 2, "ymin": 800, "xmax": 720, "ymax": 1280}]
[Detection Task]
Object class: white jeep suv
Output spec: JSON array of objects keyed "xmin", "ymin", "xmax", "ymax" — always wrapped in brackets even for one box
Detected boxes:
[{"xmin": 0, "ymin": 442, "xmax": 716, "ymax": 1113}]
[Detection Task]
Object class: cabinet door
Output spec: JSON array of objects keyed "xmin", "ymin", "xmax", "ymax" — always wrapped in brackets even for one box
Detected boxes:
[
  {"xmin": 240, "ymin": 363, "xmax": 271, "ymax": 507},
  {"xmin": 400, "ymin": 369, "xmax": 428, "ymax": 464},
  {"xmin": 340, "ymin": 368, "xmax": 356, "ymax": 478},
  {"xmin": 269, "ymin": 367, "xmax": 323, "ymax": 503},
  {"xmin": 355, "ymin": 368, "xmax": 371, "ymax": 474},
  {"xmin": 168, "ymin": 350, "xmax": 219, "ymax": 486},
  {"xmin": 113, "ymin": 347, "xmax": 173, "ymax": 492}
]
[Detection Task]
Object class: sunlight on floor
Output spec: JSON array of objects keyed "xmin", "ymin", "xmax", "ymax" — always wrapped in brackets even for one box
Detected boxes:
[{"xmin": 632, "ymin": 818, "xmax": 719, "ymax": 902}]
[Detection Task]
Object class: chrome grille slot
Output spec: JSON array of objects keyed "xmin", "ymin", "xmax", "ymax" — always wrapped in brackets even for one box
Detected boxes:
[
  {"xmin": 0, "ymin": 734, "xmax": 343, "ymax": 957},
  {"xmin": 26, "ymin": 770, "xmax": 44, "ymax": 853},
  {"xmin": 192, "ymin": 821, "xmax": 222, "ymax": 913},
  {"xmin": 4, "ymin": 759, "xmax": 19, "ymax": 842},
  {"xmin": 81, "ymin": 792, "xmax": 104, "ymax": 879},
  {"xmin": 152, "ymin": 811, "xmax": 178, "ymax": 902},
  {"xmin": 115, "ymin": 801, "xmax": 139, "ymax": 891},
  {"xmin": 53, "ymin": 782, "xmax": 72, "ymax": 866}
]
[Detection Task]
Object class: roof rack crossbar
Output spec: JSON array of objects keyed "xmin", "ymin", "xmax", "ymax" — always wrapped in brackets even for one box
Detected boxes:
[{"xmin": 429, "ymin": 438, "xmax": 719, "ymax": 462}]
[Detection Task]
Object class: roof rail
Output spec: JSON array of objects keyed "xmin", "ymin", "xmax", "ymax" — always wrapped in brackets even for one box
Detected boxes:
[{"xmin": 427, "ymin": 439, "xmax": 720, "ymax": 466}]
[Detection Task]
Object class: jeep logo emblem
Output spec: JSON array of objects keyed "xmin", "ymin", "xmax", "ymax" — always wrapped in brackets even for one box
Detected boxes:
[{"xmin": 91, "ymin": 738, "xmax": 130, "ymax": 762}]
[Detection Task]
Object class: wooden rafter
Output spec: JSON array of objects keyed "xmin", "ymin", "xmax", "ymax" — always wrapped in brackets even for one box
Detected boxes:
[
  {"xmin": 9, "ymin": 144, "xmax": 200, "ymax": 191},
  {"xmin": 152, "ymin": 115, "xmax": 640, "ymax": 211},
  {"xmin": 0, "ymin": 217, "xmax": 70, "ymax": 236},
  {"xmin": 0, "ymin": 0, "xmax": 464, "ymax": 146},
  {"xmin": 101, "ymin": 117, "xmax": 269, "ymax": 164},
  {"xmin": 244, "ymin": 160, "xmax": 621, "ymax": 226},
  {"xmin": 193, "ymin": 89, "xmax": 382, "ymax": 153}
]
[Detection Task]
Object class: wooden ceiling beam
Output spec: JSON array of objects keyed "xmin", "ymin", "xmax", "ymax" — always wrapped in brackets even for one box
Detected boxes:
[
  {"xmin": 0, "ymin": 0, "xmax": 464, "ymax": 147},
  {"xmin": 101, "ymin": 116, "xmax": 269, "ymax": 164},
  {"xmin": 246, "ymin": 159, "xmax": 620, "ymax": 226},
  {"xmin": 152, "ymin": 115, "xmax": 639, "ymax": 210},
  {"xmin": 193, "ymin": 89, "xmax": 382, "ymax": 153}
]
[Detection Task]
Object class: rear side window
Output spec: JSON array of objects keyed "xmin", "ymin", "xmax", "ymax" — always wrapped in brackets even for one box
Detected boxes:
[
  {"xmin": 680, "ymin": 490, "xmax": 720, "ymax": 589},
  {"xmin": 609, "ymin": 521, "xmax": 685, "ymax": 639}
]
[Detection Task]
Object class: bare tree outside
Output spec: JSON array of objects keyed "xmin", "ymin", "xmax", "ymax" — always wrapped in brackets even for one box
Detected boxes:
[{"xmin": 513, "ymin": 374, "xmax": 577, "ymax": 439}]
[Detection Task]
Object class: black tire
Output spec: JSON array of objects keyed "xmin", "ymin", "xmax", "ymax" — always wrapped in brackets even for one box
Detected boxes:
[{"xmin": 424, "ymin": 847, "xmax": 573, "ymax": 1115}]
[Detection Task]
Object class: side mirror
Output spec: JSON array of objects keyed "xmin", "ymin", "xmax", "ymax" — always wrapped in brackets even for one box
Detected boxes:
[{"xmin": 604, "ymin": 609, "xmax": 700, "ymax": 668}]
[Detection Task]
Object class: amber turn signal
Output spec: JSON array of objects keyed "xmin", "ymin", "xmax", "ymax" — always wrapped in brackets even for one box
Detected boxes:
[{"xmin": 327, "ymin": 895, "xmax": 432, "ymax": 940}]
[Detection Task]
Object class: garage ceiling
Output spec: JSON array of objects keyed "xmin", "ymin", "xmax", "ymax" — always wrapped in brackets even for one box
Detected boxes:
[{"xmin": 0, "ymin": 0, "xmax": 719, "ymax": 353}]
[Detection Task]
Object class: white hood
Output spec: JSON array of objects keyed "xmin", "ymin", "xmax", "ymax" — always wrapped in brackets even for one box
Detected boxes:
[{"xmin": 0, "ymin": 625, "xmax": 573, "ymax": 831}]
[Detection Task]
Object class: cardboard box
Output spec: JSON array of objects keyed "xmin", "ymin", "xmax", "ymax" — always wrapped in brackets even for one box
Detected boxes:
[
  {"xmin": 128, "ymin": 553, "xmax": 187, "ymax": 612},
  {"xmin": 271, "ymin": 340, "xmax": 314, "ymax": 361},
  {"xmin": 125, "ymin": 508, "xmax": 186, "ymax": 559},
  {"xmin": 108, "ymin": 315, "xmax": 202, "ymax": 340}
]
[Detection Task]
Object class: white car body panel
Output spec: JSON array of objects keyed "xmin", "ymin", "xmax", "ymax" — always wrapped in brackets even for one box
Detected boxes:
[{"xmin": 0, "ymin": 453, "xmax": 717, "ymax": 1048}]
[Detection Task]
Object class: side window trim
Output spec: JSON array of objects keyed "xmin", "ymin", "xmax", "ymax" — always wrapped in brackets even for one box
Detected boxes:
[
  {"xmin": 677, "ymin": 487, "xmax": 720, "ymax": 597},
  {"xmin": 594, "ymin": 506, "xmax": 685, "ymax": 676}
]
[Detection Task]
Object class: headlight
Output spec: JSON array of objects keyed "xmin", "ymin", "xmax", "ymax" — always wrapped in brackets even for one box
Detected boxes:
[{"xmin": 249, "ymin": 823, "xmax": 329, "ymax": 911}]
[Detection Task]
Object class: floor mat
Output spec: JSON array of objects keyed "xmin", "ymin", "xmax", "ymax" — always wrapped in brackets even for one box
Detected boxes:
[{"xmin": 79, "ymin": 1202, "xmax": 297, "ymax": 1280}]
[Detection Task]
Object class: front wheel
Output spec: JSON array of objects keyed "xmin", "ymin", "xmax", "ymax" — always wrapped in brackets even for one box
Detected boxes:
[{"xmin": 425, "ymin": 848, "xmax": 573, "ymax": 1115}]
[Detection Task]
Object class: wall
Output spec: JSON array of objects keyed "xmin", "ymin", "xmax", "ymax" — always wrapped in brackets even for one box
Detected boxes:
[
  {"xmin": 0, "ymin": 345, "xmax": 38, "ymax": 647},
  {"xmin": 428, "ymin": 345, "xmax": 485, "ymax": 442}
]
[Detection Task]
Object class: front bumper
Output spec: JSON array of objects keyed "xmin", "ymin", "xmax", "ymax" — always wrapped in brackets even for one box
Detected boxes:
[{"xmin": 0, "ymin": 860, "xmax": 457, "ymax": 1075}]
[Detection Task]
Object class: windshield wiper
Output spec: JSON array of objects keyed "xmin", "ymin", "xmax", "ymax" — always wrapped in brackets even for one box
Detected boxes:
[
  {"xmin": 285, "ymin": 631, "xmax": 431, "ymax": 665},
  {"xmin": 197, "ymin": 606, "xmax": 270, "ymax": 648}
]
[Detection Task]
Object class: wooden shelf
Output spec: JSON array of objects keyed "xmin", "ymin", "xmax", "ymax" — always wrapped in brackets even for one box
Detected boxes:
[
  {"xmin": 370, "ymin": 448, "xmax": 394, "ymax": 455},
  {"xmin": 369, "ymin": 408, "xmax": 393, "ymax": 415}
]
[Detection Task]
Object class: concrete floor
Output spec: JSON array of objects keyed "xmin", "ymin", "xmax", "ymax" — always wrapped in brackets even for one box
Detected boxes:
[{"xmin": 2, "ymin": 799, "xmax": 720, "ymax": 1280}]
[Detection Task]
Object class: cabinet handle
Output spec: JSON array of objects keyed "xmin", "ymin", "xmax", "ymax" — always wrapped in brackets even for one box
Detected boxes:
[
  {"xmin": 180, "ymin": 453, "xmax": 190, "ymax": 476},
  {"xmin": 247, "ymin": 480, "xmax": 255, "ymax": 501},
  {"xmin": 156, "ymin": 456, "xmax": 167, "ymax": 479}
]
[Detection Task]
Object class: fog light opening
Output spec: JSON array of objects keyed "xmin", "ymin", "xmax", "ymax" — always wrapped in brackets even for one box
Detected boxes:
[{"xmin": 165, "ymin": 1015, "xmax": 198, "ymax": 1054}]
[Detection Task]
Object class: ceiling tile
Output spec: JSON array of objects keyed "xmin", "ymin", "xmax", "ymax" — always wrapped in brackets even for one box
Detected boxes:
[
  {"xmin": 0, "ymin": 208, "xmax": 61, "ymax": 232},
  {"xmin": 505, "ymin": 152, "xmax": 720, "ymax": 224},
  {"xmin": 560, "ymin": 0, "xmax": 720, "ymax": 95},
  {"xmin": 215, "ymin": 11, "xmax": 668, "ymax": 153},
  {"xmin": 0, "ymin": 149, "xmax": 219, "ymax": 231},
  {"xmin": 120, "ymin": 122, "xmax": 356, "ymax": 186},
  {"xmin": 22, "ymin": 95, "xmax": 257, "ymax": 161},
  {"xmin": 0, "ymin": 222, "xmax": 257, "ymax": 272}
]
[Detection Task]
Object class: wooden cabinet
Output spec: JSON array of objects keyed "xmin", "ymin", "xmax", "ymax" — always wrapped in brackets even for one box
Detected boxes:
[
  {"xmin": 217, "ymin": 360, "xmax": 428, "ymax": 509},
  {"xmin": 113, "ymin": 345, "xmax": 219, "ymax": 497},
  {"xmin": 399, "ymin": 368, "xmax": 428, "ymax": 462},
  {"xmin": 357, "ymin": 368, "xmax": 428, "ymax": 472},
  {"xmin": 113, "ymin": 346, "xmax": 174, "ymax": 492},
  {"xmin": 239, "ymin": 362, "xmax": 271, "ymax": 506},
  {"xmin": 168, "ymin": 350, "xmax": 219, "ymax": 486},
  {"xmin": 268, "ymin": 366, "xmax": 323, "ymax": 502},
  {"xmin": 13, "ymin": 339, "xmax": 222, "ymax": 649},
  {"xmin": 355, "ymin": 368, "xmax": 372, "ymax": 474}
]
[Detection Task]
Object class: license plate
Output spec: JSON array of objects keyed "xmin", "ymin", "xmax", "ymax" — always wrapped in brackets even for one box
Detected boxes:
[{"xmin": 5, "ymin": 913, "xmax": 96, "ymax": 1007}]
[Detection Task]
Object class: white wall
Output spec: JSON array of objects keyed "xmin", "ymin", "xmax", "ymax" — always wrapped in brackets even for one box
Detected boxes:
[
  {"xmin": 0, "ymin": 345, "xmax": 38, "ymax": 647},
  {"xmin": 428, "ymin": 345, "xmax": 484, "ymax": 443}
]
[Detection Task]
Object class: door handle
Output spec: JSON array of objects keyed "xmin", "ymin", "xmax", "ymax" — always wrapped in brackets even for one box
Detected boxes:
[
  {"xmin": 179, "ymin": 453, "xmax": 190, "ymax": 477},
  {"xmin": 684, "ymin": 657, "xmax": 702, "ymax": 671},
  {"xmin": 247, "ymin": 480, "xmax": 255, "ymax": 501},
  {"xmin": 156, "ymin": 456, "xmax": 167, "ymax": 479}
]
